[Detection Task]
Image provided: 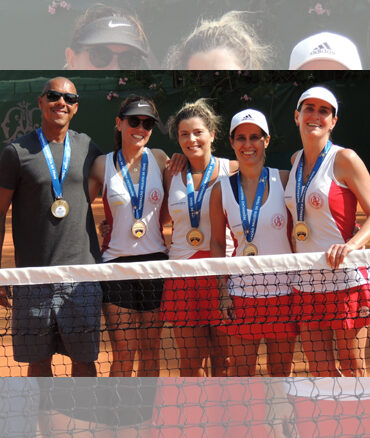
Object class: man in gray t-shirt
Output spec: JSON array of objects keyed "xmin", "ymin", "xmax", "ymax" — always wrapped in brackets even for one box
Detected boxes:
[{"xmin": 0, "ymin": 76, "xmax": 103, "ymax": 377}]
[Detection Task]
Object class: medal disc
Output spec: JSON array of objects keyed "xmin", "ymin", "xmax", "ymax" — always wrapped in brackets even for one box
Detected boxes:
[
  {"xmin": 186, "ymin": 228, "xmax": 204, "ymax": 247},
  {"xmin": 132, "ymin": 220, "xmax": 146, "ymax": 238},
  {"xmin": 294, "ymin": 221, "xmax": 309, "ymax": 241},
  {"xmin": 243, "ymin": 243, "xmax": 258, "ymax": 256},
  {"xmin": 51, "ymin": 199, "xmax": 69, "ymax": 218}
]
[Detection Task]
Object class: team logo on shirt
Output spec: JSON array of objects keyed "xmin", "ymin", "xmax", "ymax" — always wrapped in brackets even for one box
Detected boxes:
[
  {"xmin": 148, "ymin": 188, "xmax": 162, "ymax": 204},
  {"xmin": 271, "ymin": 214, "xmax": 285, "ymax": 230},
  {"xmin": 359, "ymin": 306, "xmax": 370, "ymax": 318},
  {"xmin": 309, "ymin": 192, "xmax": 323, "ymax": 209}
]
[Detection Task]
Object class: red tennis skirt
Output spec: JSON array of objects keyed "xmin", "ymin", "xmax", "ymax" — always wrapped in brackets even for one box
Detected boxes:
[
  {"xmin": 289, "ymin": 395, "xmax": 370, "ymax": 438},
  {"xmin": 291, "ymin": 284, "xmax": 370, "ymax": 330},
  {"xmin": 218, "ymin": 294, "xmax": 298, "ymax": 339},
  {"xmin": 151, "ymin": 377, "xmax": 267, "ymax": 438},
  {"xmin": 160, "ymin": 251, "xmax": 223, "ymax": 327}
]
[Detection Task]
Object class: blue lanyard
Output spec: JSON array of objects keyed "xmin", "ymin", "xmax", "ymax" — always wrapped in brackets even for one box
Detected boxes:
[
  {"xmin": 296, "ymin": 140, "xmax": 331, "ymax": 221},
  {"xmin": 37, "ymin": 128, "xmax": 71, "ymax": 200},
  {"xmin": 117, "ymin": 149, "xmax": 148, "ymax": 220},
  {"xmin": 186, "ymin": 155, "xmax": 216, "ymax": 228},
  {"xmin": 238, "ymin": 167, "xmax": 268, "ymax": 243}
]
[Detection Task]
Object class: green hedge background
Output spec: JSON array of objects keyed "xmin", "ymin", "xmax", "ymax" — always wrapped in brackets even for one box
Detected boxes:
[{"xmin": 0, "ymin": 70, "xmax": 368, "ymax": 171}]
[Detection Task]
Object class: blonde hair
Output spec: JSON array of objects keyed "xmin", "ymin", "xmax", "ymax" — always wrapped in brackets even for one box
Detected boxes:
[
  {"xmin": 168, "ymin": 98, "xmax": 222, "ymax": 142},
  {"xmin": 166, "ymin": 11, "xmax": 271, "ymax": 69}
]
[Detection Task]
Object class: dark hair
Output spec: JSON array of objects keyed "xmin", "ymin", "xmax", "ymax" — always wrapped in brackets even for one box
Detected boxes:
[
  {"xmin": 230, "ymin": 126, "xmax": 269, "ymax": 140},
  {"xmin": 168, "ymin": 98, "xmax": 221, "ymax": 143},
  {"xmin": 165, "ymin": 11, "xmax": 271, "ymax": 69},
  {"xmin": 70, "ymin": 3, "xmax": 149, "ymax": 53},
  {"xmin": 114, "ymin": 95, "xmax": 159, "ymax": 151},
  {"xmin": 297, "ymin": 102, "xmax": 336, "ymax": 117}
]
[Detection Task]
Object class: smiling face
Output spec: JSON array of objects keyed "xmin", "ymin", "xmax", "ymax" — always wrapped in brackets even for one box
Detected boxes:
[
  {"xmin": 116, "ymin": 115, "xmax": 153, "ymax": 151},
  {"xmin": 177, "ymin": 117, "xmax": 215, "ymax": 161},
  {"xmin": 230, "ymin": 123, "xmax": 270, "ymax": 166},
  {"xmin": 295, "ymin": 98, "xmax": 337, "ymax": 142},
  {"xmin": 38, "ymin": 78, "xmax": 79, "ymax": 131}
]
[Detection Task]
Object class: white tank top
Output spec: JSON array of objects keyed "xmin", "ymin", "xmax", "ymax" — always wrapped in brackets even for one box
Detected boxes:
[
  {"xmin": 102, "ymin": 148, "xmax": 167, "ymax": 261},
  {"xmin": 168, "ymin": 158, "xmax": 232, "ymax": 260},
  {"xmin": 285, "ymin": 145, "xmax": 366, "ymax": 291},
  {"xmin": 284, "ymin": 377, "xmax": 370, "ymax": 401},
  {"xmin": 221, "ymin": 168, "xmax": 292, "ymax": 297}
]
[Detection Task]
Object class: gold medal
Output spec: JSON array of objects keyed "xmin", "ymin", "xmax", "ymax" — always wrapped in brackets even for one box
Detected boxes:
[
  {"xmin": 132, "ymin": 220, "xmax": 146, "ymax": 238},
  {"xmin": 186, "ymin": 228, "xmax": 204, "ymax": 247},
  {"xmin": 243, "ymin": 243, "xmax": 258, "ymax": 256},
  {"xmin": 51, "ymin": 199, "xmax": 69, "ymax": 218},
  {"xmin": 294, "ymin": 221, "xmax": 309, "ymax": 241}
]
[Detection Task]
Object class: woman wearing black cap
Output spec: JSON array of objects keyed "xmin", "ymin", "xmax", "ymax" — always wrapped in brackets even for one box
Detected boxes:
[
  {"xmin": 89, "ymin": 94, "xmax": 181, "ymax": 377},
  {"xmin": 65, "ymin": 3, "xmax": 157, "ymax": 69}
]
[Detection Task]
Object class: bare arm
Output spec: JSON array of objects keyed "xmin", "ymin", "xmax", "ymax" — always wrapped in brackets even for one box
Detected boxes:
[
  {"xmin": 279, "ymin": 170, "xmax": 296, "ymax": 253},
  {"xmin": 160, "ymin": 167, "xmax": 173, "ymax": 229},
  {"xmin": 0, "ymin": 187, "xmax": 14, "ymax": 308},
  {"xmin": 88, "ymin": 155, "xmax": 106, "ymax": 203},
  {"xmin": 210, "ymin": 182, "xmax": 234, "ymax": 320},
  {"xmin": 327, "ymin": 149, "xmax": 370, "ymax": 268},
  {"xmin": 152, "ymin": 148, "xmax": 170, "ymax": 175}
]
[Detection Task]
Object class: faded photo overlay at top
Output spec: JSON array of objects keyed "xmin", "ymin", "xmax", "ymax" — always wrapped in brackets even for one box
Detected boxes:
[{"xmin": 0, "ymin": 0, "xmax": 369, "ymax": 69}]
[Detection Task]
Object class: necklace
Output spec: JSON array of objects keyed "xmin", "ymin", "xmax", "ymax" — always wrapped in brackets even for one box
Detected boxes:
[{"xmin": 191, "ymin": 170, "xmax": 204, "ymax": 175}]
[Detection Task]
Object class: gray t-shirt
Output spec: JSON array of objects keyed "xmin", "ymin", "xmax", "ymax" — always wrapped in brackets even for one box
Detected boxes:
[{"xmin": 0, "ymin": 129, "xmax": 102, "ymax": 267}]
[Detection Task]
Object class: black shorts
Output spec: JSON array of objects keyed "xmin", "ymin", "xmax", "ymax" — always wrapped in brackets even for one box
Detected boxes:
[
  {"xmin": 101, "ymin": 253, "xmax": 168, "ymax": 311},
  {"xmin": 39, "ymin": 378, "xmax": 157, "ymax": 427}
]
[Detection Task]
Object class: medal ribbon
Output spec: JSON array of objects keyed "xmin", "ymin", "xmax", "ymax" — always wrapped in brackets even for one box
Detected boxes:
[
  {"xmin": 238, "ymin": 167, "xmax": 268, "ymax": 243},
  {"xmin": 296, "ymin": 140, "xmax": 332, "ymax": 221},
  {"xmin": 117, "ymin": 149, "xmax": 148, "ymax": 220},
  {"xmin": 186, "ymin": 155, "xmax": 216, "ymax": 228},
  {"xmin": 37, "ymin": 128, "xmax": 71, "ymax": 200}
]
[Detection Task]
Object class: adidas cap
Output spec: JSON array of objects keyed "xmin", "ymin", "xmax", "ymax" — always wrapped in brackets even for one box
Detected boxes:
[
  {"xmin": 289, "ymin": 32, "xmax": 362, "ymax": 70},
  {"xmin": 230, "ymin": 109, "xmax": 269, "ymax": 136},
  {"xmin": 297, "ymin": 87, "xmax": 338, "ymax": 116}
]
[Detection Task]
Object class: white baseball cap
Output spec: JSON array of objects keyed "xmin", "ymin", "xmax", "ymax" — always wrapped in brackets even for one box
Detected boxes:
[
  {"xmin": 229, "ymin": 109, "xmax": 269, "ymax": 136},
  {"xmin": 289, "ymin": 32, "xmax": 362, "ymax": 70},
  {"xmin": 296, "ymin": 86, "xmax": 338, "ymax": 116}
]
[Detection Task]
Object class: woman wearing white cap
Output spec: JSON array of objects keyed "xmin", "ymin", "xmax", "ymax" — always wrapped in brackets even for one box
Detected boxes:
[
  {"xmin": 285, "ymin": 86, "xmax": 370, "ymax": 376},
  {"xmin": 209, "ymin": 108, "xmax": 297, "ymax": 377}
]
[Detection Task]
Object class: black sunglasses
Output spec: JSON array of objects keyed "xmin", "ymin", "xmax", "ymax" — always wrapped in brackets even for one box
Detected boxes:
[
  {"xmin": 125, "ymin": 116, "xmax": 156, "ymax": 131},
  {"xmin": 42, "ymin": 90, "xmax": 79, "ymax": 105},
  {"xmin": 84, "ymin": 46, "xmax": 147, "ymax": 69}
]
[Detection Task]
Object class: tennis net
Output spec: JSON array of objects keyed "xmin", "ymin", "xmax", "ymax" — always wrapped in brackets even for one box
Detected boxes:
[
  {"xmin": 0, "ymin": 249, "xmax": 369, "ymax": 377},
  {"xmin": 2, "ymin": 376, "xmax": 370, "ymax": 437}
]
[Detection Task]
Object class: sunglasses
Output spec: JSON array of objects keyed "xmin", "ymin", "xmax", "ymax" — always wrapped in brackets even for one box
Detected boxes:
[
  {"xmin": 84, "ymin": 46, "xmax": 147, "ymax": 69},
  {"xmin": 125, "ymin": 116, "xmax": 156, "ymax": 131},
  {"xmin": 42, "ymin": 90, "xmax": 79, "ymax": 105}
]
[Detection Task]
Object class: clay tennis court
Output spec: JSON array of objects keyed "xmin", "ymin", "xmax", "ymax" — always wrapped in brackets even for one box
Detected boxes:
[{"xmin": 0, "ymin": 200, "xmax": 368, "ymax": 376}]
